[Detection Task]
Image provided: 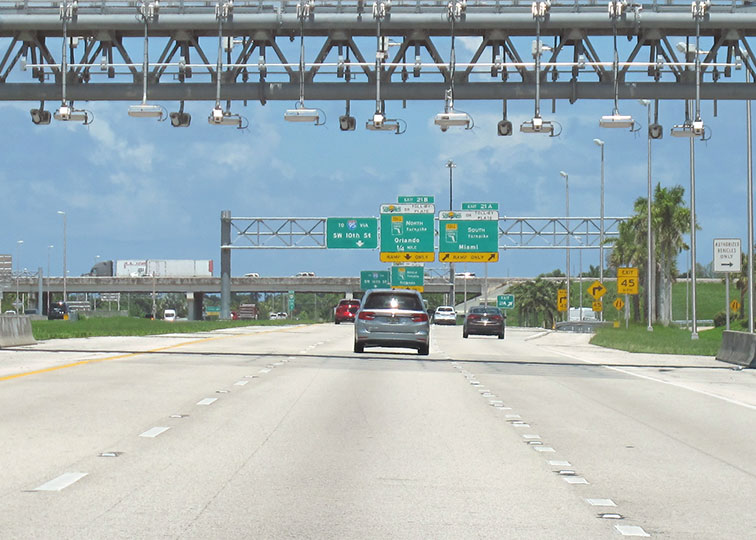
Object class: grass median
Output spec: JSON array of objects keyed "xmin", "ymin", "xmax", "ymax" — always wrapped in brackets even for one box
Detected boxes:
[
  {"xmin": 589, "ymin": 324, "xmax": 723, "ymax": 356},
  {"xmin": 31, "ymin": 317, "xmax": 313, "ymax": 340}
]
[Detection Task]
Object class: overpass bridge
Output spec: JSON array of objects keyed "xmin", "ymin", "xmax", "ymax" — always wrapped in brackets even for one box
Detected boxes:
[{"xmin": 2, "ymin": 275, "xmax": 514, "ymax": 319}]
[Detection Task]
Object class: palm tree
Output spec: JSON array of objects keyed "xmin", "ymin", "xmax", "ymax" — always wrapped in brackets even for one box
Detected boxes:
[
  {"xmin": 653, "ymin": 184, "xmax": 691, "ymax": 325},
  {"xmin": 510, "ymin": 278, "xmax": 560, "ymax": 328}
]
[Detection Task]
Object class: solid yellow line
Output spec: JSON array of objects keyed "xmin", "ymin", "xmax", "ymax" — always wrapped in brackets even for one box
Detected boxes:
[{"xmin": 0, "ymin": 324, "xmax": 304, "ymax": 383}]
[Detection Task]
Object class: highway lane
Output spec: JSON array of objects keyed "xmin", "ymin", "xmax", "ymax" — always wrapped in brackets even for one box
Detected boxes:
[{"xmin": 0, "ymin": 323, "xmax": 754, "ymax": 538}]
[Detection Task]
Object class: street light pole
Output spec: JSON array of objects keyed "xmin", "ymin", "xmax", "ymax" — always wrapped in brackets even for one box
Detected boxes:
[
  {"xmin": 748, "ymin": 68, "xmax": 754, "ymax": 333},
  {"xmin": 560, "ymin": 171, "xmax": 570, "ymax": 320},
  {"xmin": 15, "ymin": 240, "xmax": 23, "ymax": 311},
  {"xmin": 57, "ymin": 210, "xmax": 67, "ymax": 302},
  {"xmin": 593, "ymin": 139, "xmax": 605, "ymax": 320},
  {"xmin": 688, "ymin": 101, "xmax": 699, "ymax": 340},
  {"xmin": 446, "ymin": 160, "xmax": 456, "ymax": 308},
  {"xmin": 640, "ymin": 100, "xmax": 654, "ymax": 332},
  {"xmin": 47, "ymin": 244, "xmax": 53, "ymax": 312}
]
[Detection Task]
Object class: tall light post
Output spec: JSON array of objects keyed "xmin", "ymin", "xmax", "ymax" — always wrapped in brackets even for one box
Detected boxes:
[
  {"xmin": 47, "ymin": 244, "xmax": 54, "ymax": 312},
  {"xmin": 15, "ymin": 240, "xmax": 23, "ymax": 312},
  {"xmin": 446, "ymin": 160, "xmax": 456, "ymax": 308},
  {"xmin": 593, "ymin": 138, "xmax": 605, "ymax": 320},
  {"xmin": 560, "ymin": 171, "xmax": 570, "ymax": 320},
  {"xmin": 640, "ymin": 100, "xmax": 654, "ymax": 332},
  {"xmin": 688, "ymin": 100, "xmax": 699, "ymax": 340},
  {"xmin": 747, "ymin": 67, "xmax": 754, "ymax": 333},
  {"xmin": 57, "ymin": 210, "xmax": 67, "ymax": 302}
]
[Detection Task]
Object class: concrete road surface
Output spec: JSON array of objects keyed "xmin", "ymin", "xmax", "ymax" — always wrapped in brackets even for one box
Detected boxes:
[{"xmin": 0, "ymin": 324, "xmax": 754, "ymax": 539}]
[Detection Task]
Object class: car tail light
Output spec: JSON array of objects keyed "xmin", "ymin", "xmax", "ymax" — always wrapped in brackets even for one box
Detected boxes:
[
  {"xmin": 490, "ymin": 315, "xmax": 503, "ymax": 321},
  {"xmin": 358, "ymin": 311, "xmax": 376, "ymax": 320},
  {"xmin": 468, "ymin": 314, "xmax": 481, "ymax": 321},
  {"xmin": 411, "ymin": 313, "xmax": 429, "ymax": 322}
]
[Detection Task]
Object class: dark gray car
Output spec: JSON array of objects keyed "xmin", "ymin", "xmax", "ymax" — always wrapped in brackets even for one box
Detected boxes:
[
  {"xmin": 354, "ymin": 289, "xmax": 430, "ymax": 355},
  {"xmin": 463, "ymin": 306, "xmax": 505, "ymax": 339}
]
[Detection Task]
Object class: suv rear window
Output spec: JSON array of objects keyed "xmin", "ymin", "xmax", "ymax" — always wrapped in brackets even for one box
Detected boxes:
[{"xmin": 363, "ymin": 292, "xmax": 423, "ymax": 311}]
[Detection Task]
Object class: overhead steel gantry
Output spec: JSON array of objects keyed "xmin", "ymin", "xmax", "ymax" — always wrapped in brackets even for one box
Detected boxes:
[
  {"xmin": 2, "ymin": 0, "xmax": 756, "ymax": 115},
  {"xmin": 218, "ymin": 213, "xmax": 626, "ymax": 317}
]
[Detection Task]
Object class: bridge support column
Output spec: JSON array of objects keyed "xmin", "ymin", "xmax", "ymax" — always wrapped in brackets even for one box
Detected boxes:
[
  {"xmin": 221, "ymin": 210, "xmax": 231, "ymax": 320},
  {"xmin": 187, "ymin": 292, "xmax": 205, "ymax": 321}
]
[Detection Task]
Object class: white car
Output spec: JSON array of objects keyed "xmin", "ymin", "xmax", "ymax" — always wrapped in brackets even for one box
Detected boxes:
[
  {"xmin": 433, "ymin": 306, "xmax": 457, "ymax": 325},
  {"xmin": 244, "ymin": 272, "xmax": 260, "ymax": 278},
  {"xmin": 454, "ymin": 272, "xmax": 476, "ymax": 279},
  {"xmin": 163, "ymin": 309, "xmax": 177, "ymax": 322}
]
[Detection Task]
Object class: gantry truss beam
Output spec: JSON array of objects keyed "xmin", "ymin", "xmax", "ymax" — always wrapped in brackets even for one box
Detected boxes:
[
  {"xmin": 1, "ymin": 1, "xmax": 756, "ymax": 103},
  {"xmin": 225, "ymin": 216, "xmax": 624, "ymax": 250}
]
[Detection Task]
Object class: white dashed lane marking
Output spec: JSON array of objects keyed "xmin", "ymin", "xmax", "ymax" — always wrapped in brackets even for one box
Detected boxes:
[
  {"xmin": 586, "ymin": 499, "xmax": 617, "ymax": 507},
  {"xmin": 615, "ymin": 525, "xmax": 651, "ymax": 537},
  {"xmin": 234, "ymin": 380, "xmax": 248, "ymax": 386},
  {"xmin": 33, "ymin": 472, "xmax": 87, "ymax": 491},
  {"xmin": 140, "ymin": 426, "xmax": 170, "ymax": 438},
  {"xmin": 196, "ymin": 398, "xmax": 218, "ymax": 406}
]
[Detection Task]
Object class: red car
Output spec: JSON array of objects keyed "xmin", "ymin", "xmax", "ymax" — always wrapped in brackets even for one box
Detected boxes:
[{"xmin": 334, "ymin": 299, "xmax": 361, "ymax": 324}]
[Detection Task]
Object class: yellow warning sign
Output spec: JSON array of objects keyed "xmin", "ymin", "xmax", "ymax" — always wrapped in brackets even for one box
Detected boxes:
[
  {"xmin": 380, "ymin": 252, "xmax": 435, "ymax": 263},
  {"xmin": 557, "ymin": 289, "xmax": 568, "ymax": 312},
  {"xmin": 731, "ymin": 299, "xmax": 741, "ymax": 313},
  {"xmin": 588, "ymin": 280, "xmax": 607, "ymax": 300},
  {"xmin": 592, "ymin": 300, "xmax": 603, "ymax": 312},
  {"xmin": 613, "ymin": 298, "xmax": 625, "ymax": 310},
  {"xmin": 439, "ymin": 252, "xmax": 499, "ymax": 263}
]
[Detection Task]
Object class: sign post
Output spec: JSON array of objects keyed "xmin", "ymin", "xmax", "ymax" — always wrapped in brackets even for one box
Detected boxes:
[{"xmin": 714, "ymin": 238, "xmax": 742, "ymax": 331}]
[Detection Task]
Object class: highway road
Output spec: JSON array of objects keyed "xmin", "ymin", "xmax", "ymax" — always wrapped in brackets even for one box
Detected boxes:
[{"xmin": 1, "ymin": 324, "xmax": 754, "ymax": 539}]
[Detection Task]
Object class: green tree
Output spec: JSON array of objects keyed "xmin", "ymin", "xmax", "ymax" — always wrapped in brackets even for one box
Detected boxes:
[{"xmin": 510, "ymin": 278, "xmax": 560, "ymax": 328}]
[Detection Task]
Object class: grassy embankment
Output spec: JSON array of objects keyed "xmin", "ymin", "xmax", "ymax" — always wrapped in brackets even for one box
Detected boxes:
[
  {"xmin": 31, "ymin": 318, "xmax": 312, "ymax": 340},
  {"xmin": 590, "ymin": 324, "xmax": 723, "ymax": 356}
]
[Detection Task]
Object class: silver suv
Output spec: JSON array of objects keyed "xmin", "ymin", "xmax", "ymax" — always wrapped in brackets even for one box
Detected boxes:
[{"xmin": 354, "ymin": 289, "xmax": 430, "ymax": 355}]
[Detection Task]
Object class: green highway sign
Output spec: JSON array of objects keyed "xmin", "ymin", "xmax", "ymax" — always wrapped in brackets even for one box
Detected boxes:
[
  {"xmin": 391, "ymin": 265, "xmax": 425, "ymax": 291},
  {"xmin": 288, "ymin": 291, "xmax": 295, "ymax": 312},
  {"xmin": 398, "ymin": 196, "xmax": 435, "ymax": 204},
  {"xmin": 462, "ymin": 202, "xmax": 499, "ymax": 211},
  {"xmin": 361, "ymin": 270, "xmax": 391, "ymax": 290},
  {"xmin": 438, "ymin": 210, "xmax": 500, "ymax": 262},
  {"xmin": 497, "ymin": 294, "xmax": 515, "ymax": 310},
  {"xmin": 380, "ymin": 203, "xmax": 435, "ymax": 262},
  {"xmin": 326, "ymin": 218, "xmax": 378, "ymax": 249}
]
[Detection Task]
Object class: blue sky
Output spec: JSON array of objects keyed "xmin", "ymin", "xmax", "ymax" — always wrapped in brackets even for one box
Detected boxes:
[{"xmin": 1, "ymin": 36, "xmax": 751, "ymax": 280}]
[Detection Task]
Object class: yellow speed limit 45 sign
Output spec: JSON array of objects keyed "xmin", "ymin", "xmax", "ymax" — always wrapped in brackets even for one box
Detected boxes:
[{"xmin": 617, "ymin": 267, "xmax": 639, "ymax": 295}]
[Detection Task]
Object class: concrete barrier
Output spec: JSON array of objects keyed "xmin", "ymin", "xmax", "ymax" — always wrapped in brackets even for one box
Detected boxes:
[
  {"xmin": 0, "ymin": 315, "xmax": 36, "ymax": 348},
  {"xmin": 716, "ymin": 330, "xmax": 756, "ymax": 368}
]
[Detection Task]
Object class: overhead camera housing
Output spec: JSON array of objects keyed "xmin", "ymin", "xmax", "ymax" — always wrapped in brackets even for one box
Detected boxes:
[
  {"xmin": 497, "ymin": 119, "xmax": 513, "ymax": 136},
  {"xmin": 30, "ymin": 108, "xmax": 51, "ymax": 125},
  {"xmin": 366, "ymin": 113, "xmax": 401, "ymax": 133},
  {"xmin": 208, "ymin": 106, "xmax": 243, "ymax": 127},
  {"xmin": 284, "ymin": 107, "xmax": 321, "ymax": 124},
  {"xmin": 338, "ymin": 114, "xmax": 356, "ymax": 131},
  {"xmin": 599, "ymin": 114, "xmax": 635, "ymax": 129},
  {"xmin": 169, "ymin": 111, "xmax": 192, "ymax": 127},
  {"xmin": 434, "ymin": 111, "xmax": 472, "ymax": 131},
  {"xmin": 520, "ymin": 117, "xmax": 554, "ymax": 135},
  {"xmin": 648, "ymin": 123, "xmax": 663, "ymax": 139},
  {"xmin": 127, "ymin": 103, "xmax": 164, "ymax": 119},
  {"xmin": 670, "ymin": 120, "xmax": 705, "ymax": 138},
  {"xmin": 53, "ymin": 104, "xmax": 90, "ymax": 123}
]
